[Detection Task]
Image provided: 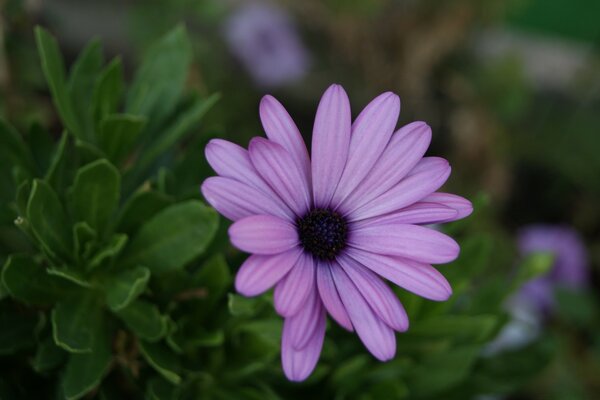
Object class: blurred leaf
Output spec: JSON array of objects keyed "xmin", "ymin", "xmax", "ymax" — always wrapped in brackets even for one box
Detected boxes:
[
  {"xmin": 87, "ymin": 233, "xmax": 128, "ymax": 271},
  {"xmin": 228, "ymin": 294, "xmax": 261, "ymax": 317},
  {"xmin": 0, "ymin": 119, "xmax": 35, "ymax": 179},
  {"xmin": 121, "ymin": 200, "xmax": 218, "ymax": 273},
  {"xmin": 44, "ymin": 131, "xmax": 69, "ymax": 191},
  {"xmin": 105, "ymin": 266, "xmax": 150, "ymax": 311},
  {"xmin": 513, "ymin": 251, "xmax": 555, "ymax": 290},
  {"xmin": 0, "ymin": 305, "xmax": 39, "ymax": 355},
  {"xmin": 2, "ymin": 254, "xmax": 70, "ymax": 305},
  {"xmin": 116, "ymin": 189, "xmax": 173, "ymax": 235},
  {"xmin": 32, "ymin": 336, "xmax": 66, "ymax": 373},
  {"xmin": 554, "ymin": 287, "xmax": 596, "ymax": 327},
  {"xmin": 115, "ymin": 300, "xmax": 167, "ymax": 342},
  {"xmin": 27, "ymin": 179, "xmax": 72, "ymax": 259},
  {"xmin": 92, "ymin": 58, "xmax": 124, "ymax": 122},
  {"xmin": 98, "ymin": 115, "xmax": 146, "ymax": 165},
  {"xmin": 34, "ymin": 27, "xmax": 81, "ymax": 138},
  {"xmin": 28, "ymin": 122, "xmax": 54, "ymax": 175},
  {"xmin": 139, "ymin": 341, "xmax": 182, "ymax": 385},
  {"xmin": 70, "ymin": 159, "xmax": 120, "ymax": 234},
  {"xmin": 192, "ymin": 254, "xmax": 230, "ymax": 307},
  {"xmin": 146, "ymin": 377, "xmax": 176, "ymax": 400},
  {"xmin": 51, "ymin": 293, "xmax": 101, "ymax": 353},
  {"xmin": 407, "ymin": 315, "xmax": 499, "ymax": 343}
]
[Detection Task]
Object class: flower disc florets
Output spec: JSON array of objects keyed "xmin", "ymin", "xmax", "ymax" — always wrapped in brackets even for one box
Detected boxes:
[{"xmin": 296, "ymin": 209, "xmax": 348, "ymax": 260}]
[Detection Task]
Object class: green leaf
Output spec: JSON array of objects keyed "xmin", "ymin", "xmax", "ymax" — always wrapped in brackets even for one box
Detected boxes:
[
  {"xmin": 34, "ymin": 27, "xmax": 81, "ymax": 138},
  {"xmin": 114, "ymin": 300, "xmax": 167, "ymax": 342},
  {"xmin": 126, "ymin": 25, "xmax": 191, "ymax": 127},
  {"xmin": 62, "ymin": 323, "xmax": 112, "ymax": 400},
  {"xmin": 0, "ymin": 305, "xmax": 39, "ymax": 355},
  {"xmin": 70, "ymin": 159, "xmax": 120, "ymax": 233},
  {"xmin": 406, "ymin": 315, "xmax": 499, "ymax": 343},
  {"xmin": 68, "ymin": 39, "xmax": 104, "ymax": 142},
  {"xmin": 105, "ymin": 266, "xmax": 150, "ymax": 311},
  {"xmin": 2, "ymin": 254, "xmax": 71, "ymax": 305},
  {"xmin": 51, "ymin": 294, "xmax": 101, "ymax": 353},
  {"xmin": 121, "ymin": 200, "xmax": 218, "ymax": 273},
  {"xmin": 116, "ymin": 189, "xmax": 173, "ymax": 235},
  {"xmin": 73, "ymin": 222, "xmax": 96, "ymax": 262},
  {"xmin": 28, "ymin": 122, "xmax": 55, "ymax": 174},
  {"xmin": 0, "ymin": 119, "xmax": 35, "ymax": 178},
  {"xmin": 98, "ymin": 114, "xmax": 146, "ymax": 165},
  {"xmin": 32, "ymin": 336, "xmax": 66, "ymax": 373},
  {"xmin": 146, "ymin": 377, "xmax": 176, "ymax": 400},
  {"xmin": 87, "ymin": 233, "xmax": 128, "ymax": 270},
  {"xmin": 192, "ymin": 254, "xmax": 231, "ymax": 308},
  {"xmin": 555, "ymin": 287, "xmax": 596, "ymax": 326},
  {"xmin": 44, "ymin": 131, "xmax": 69, "ymax": 190},
  {"xmin": 138, "ymin": 341, "xmax": 182, "ymax": 385},
  {"xmin": 92, "ymin": 58, "xmax": 124, "ymax": 123},
  {"xmin": 27, "ymin": 179, "xmax": 72, "ymax": 259},
  {"xmin": 47, "ymin": 267, "xmax": 92, "ymax": 288},
  {"xmin": 228, "ymin": 294, "xmax": 262, "ymax": 317},
  {"xmin": 513, "ymin": 251, "xmax": 555, "ymax": 290}
]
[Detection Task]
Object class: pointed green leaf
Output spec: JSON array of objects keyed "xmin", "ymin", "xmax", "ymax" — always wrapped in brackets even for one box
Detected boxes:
[
  {"xmin": 105, "ymin": 266, "xmax": 150, "ymax": 311},
  {"xmin": 70, "ymin": 159, "xmax": 120, "ymax": 233},
  {"xmin": 0, "ymin": 119, "xmax": 35, "ymax": 178},
  {"xmin": 116, "ymin": 189, "xmax": 173, "ymax": 235},
  {"xmin": 47, "ymin": 267, "xmax": 92, "ymax": 288},
  {"xmin": 138, "ymin": 341, "xmax": 181, "ymax": 385},
  {"xmin": 28, "ymin": 122, "xmax": 55, "ymax": 174},
  {"xmin": 2, "ymin": 254, "xmax": 71, "ymax": 305},
  {"xmin": 87, "ymin": 233, "xmax": 128, "ymax": 271},
  {"xmin": 115, "ymin": 299, "xmax": 167, "ymax": 342},
  {"xmin": 92, "ymin": 58, "xmax": 124, "ymax": 122},
  {"xmin": 27, "ymin": 179, "xmax": 72, "ymax": 259},
  {"xmin": 73, "ymin": 222, "xmax": 96, "ymax": 262},
  {"xmin": 121, "ymin": 200, "xmax": 218, "ymax": 273},
  {"xmin": 51, "ymin": 294, "xmax": 101, "ymax": 353},
  {"xmin": 44, "ymin": 131, "xmax": 69, "ymax": 191},
  {"xmin": 34, "ymin": 27, "xmax": 81, "ymax": 137},
  {"xmin": 32, "ymin": 336, "xmax": 66, "ymax": 373},
  {"xmin": 98, "ymin": 114, "xmax": 146, "ymax": 165}
]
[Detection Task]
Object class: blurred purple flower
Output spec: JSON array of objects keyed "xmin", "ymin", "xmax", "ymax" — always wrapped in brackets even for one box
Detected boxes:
[
  {"xmin": 517, "ymin": 225, "xmax": 588, "ymax": 313},
  {"xmin": 201, "ymin": 84, "xmax": 472, "ymax": 381},
  {"xmin": 223, "ymin": 2, "xmax": 311, "ymax": 87}
]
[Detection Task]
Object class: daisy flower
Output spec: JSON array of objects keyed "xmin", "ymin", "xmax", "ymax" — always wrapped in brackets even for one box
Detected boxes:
[{"xmin": 201, "ymin": 84, "xmax": 472, "ymax": 381}]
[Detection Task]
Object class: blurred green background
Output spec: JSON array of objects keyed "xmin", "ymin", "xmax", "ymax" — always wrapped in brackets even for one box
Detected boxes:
[{"xmin": 1, "ymin": 0, "xmax": 599, "ymax": 399}]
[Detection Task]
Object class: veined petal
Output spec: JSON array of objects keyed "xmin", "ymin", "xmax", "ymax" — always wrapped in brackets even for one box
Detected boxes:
[
  {"xmin": 422, "ymin": 192, "xmax": 473, "ymax": 222},
  {"xmin": 260, "ymin": 95, "xmax": 311, "ymax": 186},
  {"xmin": 235, "ymin": 248, "xmax": 302, "ymax": 296},
  {"xmin": 275, "ymin": 253, "xmax": 315, "ymax": 317},
  {"xmin": 316, "ymin": 262, "xmax": 353, "ymax": 331},
  {"xmin": 346, "ymin": 248, "xmax": 452, "ymax": 301},
  {"xmin": 201, "ymin": 177, "xmax": 292, "ymax": 221},
  {"xmin": 339, "ymin": 122, "xmax": 431, "ymax": 214},
  {"xmin": 281, "ymin": 299, "xmax": 326, "ymax": 382},
  {"xmin": 311, "ymin": 84, "xmax": 351, "ymax": 208},
  {"xmin": 349, "ymin": 223, "xmax": 459, "ymax": 264},
  {"xmin": 348, "ymin": 157, "xmax": 451, "ymax": 221},
  {"xmin": 338, "ymin": 255, "xmax": 408, "ymax": 332},
  {"xmin": 330, "ymin": 262, "xmax": 396, "ymax": 361},
  {"xmin": 354, "ymin": 202, "xmax": 457, "ymax": 227},
  {"xmin": 249, "ymin": 137, "xmax": 311, "ymax": 216},
  {"xmin": 286, "ymin": 286, "xmax": 322, "ymax": 350},
  {"xmin": 229, "ymin": 215, "xmax": 298, "ymax": 254},
  {"xmin": 331, "ymin": 92, "xmax": 400, "ymax": 206}
]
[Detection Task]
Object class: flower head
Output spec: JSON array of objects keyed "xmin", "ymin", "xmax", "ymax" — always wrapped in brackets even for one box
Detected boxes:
[
  {"xmin": 201, "ymin": 84, "xmax": 472, "ymax": 381},
  {"xmin": 223, "ymin": 2, "xmax": 310, "ymax": 87}
]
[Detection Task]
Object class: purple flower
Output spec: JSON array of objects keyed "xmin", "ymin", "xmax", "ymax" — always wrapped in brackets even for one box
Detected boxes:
[
  {"xmin": 223, "ymin": 2, "xmax": 311, "ymax": 87},
  {"xmin": 517, "ymin": 225, "xmax": 588, "ymax": 313},
  {"xmin": 201, "ymin": 84, "xmax": 472, "ymax": 381}
]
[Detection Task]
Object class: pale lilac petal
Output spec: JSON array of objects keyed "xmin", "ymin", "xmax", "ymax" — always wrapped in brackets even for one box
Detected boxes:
[
  {"xmin": 349, "ymin": 223, "xmax": 459, "ymax": 264},
  {"xmin": 311, "ymin": 84, "xmax": 351, "ymax": 208},
  {"xmin": 348, "ymin": 157, "xmax": 451, "ymax": 221},
  {"xmin": 286, "ymin": 285, "xmax": 322, "ymax": 349},
  {"xmin": 229, "ymin": 215, "xmax": 298, "ymax": 254},
  {"xmin": 339, "ymin": 122, "xmax": 431, "ymax": 213},
  {"xmin": 346, "ymin": 248, "xmax": 452, "ymax": 301},
  {"xmin": 249, "ymin": 137, "xmax": 311, "ymax": 216},
  {"xmin": 331, "ymin": 92, "xmax": 400, "ymax": 206},
  {"xmin": 422, "ymin": 193, "xmax": 473, "ymax": 222},
  {"xmin": 316, "ymin": 262, "xmax": 353, "ymax": 331},
  {"xmin": 259, "ymin": 95, "xmax": 311, "ymax": 185},
  {"xmin": 354, "ymin": 203, "xmax": 457, "ymax": 227},
  {"xmin": 281, "ymin": 299, "xmax": 326, "ymax": 382},
  {"xmin": 330, "ymin": 262, "xmax": 396, "ymax": 361},
  {"xmin": 338, "ymin": 255, "xmax": 408, "ymax": 332},
  {"xmin": 235, "ymin": 248, "xmax": 302, "ymax": 296},
  {"xmin": 274, "ymin": 253, "xmax": 315, "ymax": 317},
  {"xmin": 201, "ymin": 177, "xmax": 293, "ymax": 221}
]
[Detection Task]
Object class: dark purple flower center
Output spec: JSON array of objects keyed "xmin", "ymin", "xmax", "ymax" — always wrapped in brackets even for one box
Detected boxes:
[{"xmin": 296, "ymin": 208, "xmax": 348, "ymax": 261}]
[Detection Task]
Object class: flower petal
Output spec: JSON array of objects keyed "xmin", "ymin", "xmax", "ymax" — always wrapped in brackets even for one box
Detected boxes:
[
  {"xmin": 229, "ymin": 215, "xmax": 298, "ymax": 254},
  {"xmin": 316, "ymin": 262, "xmax": 353, "ymax": 331},
  {"xmin": 235, "ymin": 248, "xmax": 302, "ymax": 296},
  {"xmin": 330, "ymin": 262, "xmax": 396, "ymax": 361},
  {"xmin": 354, "ymin": 202, "xmax": 457, "ymax": 227},
  {"xmin": 339, "ymin": 122, "xmax": 431, "ymax": 213},
  {"xmin": 348, "ymin": 157, "xmax": 451, "ymax": 221},
  {"xmin": 331, "ymin": 92, "xmax": 400, "ymax": 206},
  {"xmin": 421, "ymin": 192, "xmax": 473, "ymax": 222},
  {"xmin": 286, "ymin": 285, "xmax": 322, "ymax": 350},
  {"xmin": 274, "ymin": 253, "xmax": 315, "ymax": 317},
  {"xmin": 249, "ymin": 137, "xmax": 311, "ymax": 216},
  {"xmin": 201, "ymin": 177, "xmax": 292, "ymax": 221},
  {"xmin": 260, "ymin": 95, "xmax": 311, "ymax": 185},
  {"xmin": 346, "ymin": 248, "xmax": 452, "ymax": 301},
  {"xmin": 349, "ymin": 223, "xmax": 460, "ymax": 264},
  {"xmin": 311, "ymin": 84, "xmax": 351, "ymax": 208},
  {"xmin": 281, "ymin": 298, "xmax": 326, "ymax": 382},
  {"xmin": 338, "ymin": 255, "xmax": 408, "ymax": 332}
]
